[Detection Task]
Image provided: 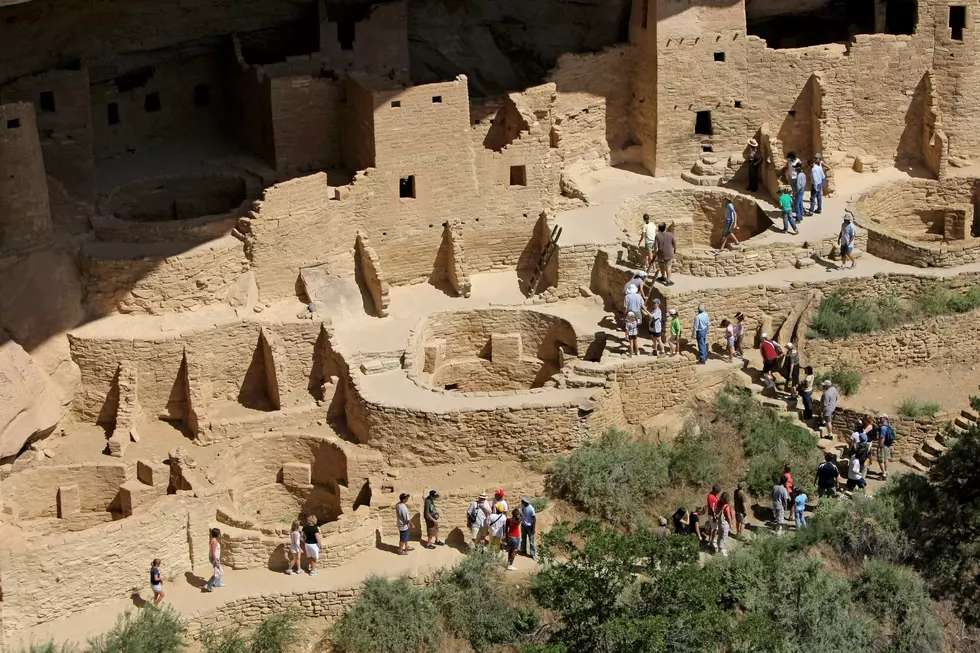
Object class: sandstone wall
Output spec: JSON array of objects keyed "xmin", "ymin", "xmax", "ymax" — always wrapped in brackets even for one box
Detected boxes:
[
  {"xmin": 269, "ymin": 72, "xmax": 345, "ymax": 174},
  {"xmin": 830, "ymin": 406, "xmax": 948, "ymax": 461},
  {"xmin": 1, "ymin": 463, "xmax": 127, "ymax": 519},
  {"xmin": 0, "ymin": 103, "xmax": 52, "ymax": 252}
]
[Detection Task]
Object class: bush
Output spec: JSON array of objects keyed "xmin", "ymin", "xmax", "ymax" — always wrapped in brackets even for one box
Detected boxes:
[
  {"xmin": 88, "ymin": 606, "xmax": 185, "ymax": 653},
  {"xmin": 18, "ymin": 644, "xmax": 77, "ymax": 653},
  {"xmin": 547, "ymin": 427, "xmax": 669, "ymax": 525},
  {"xmin": 814, "ymin": 361, "xmax": 862, "ymax": 396},
  {"xmin": 852, "ymin": 559, "xmax": 943, "ymax": 653},
  {"xmin": 201, "ymin": 629, "xmax": 250, "ymax": 653},
  {"xmin": 528, "ymin": 497, "xmax": 548, "ymax": 513},
  {"xmin": 431, "ymin": 547, "xmax": 534, "ymax": 652},
  {"xmin": 970, "ymin": 395, "xmax": 980, "ymax": 414},
  {"xmin": 250, "ymin": 614, "xmax": 299, "ymax": 653},
  {"xmin": 332, "ymin": 575, "xmax": 439, "ymax": 653},
  {"xmin": 668, "ymin": 423, "xmax": 723, "ymax": 488},
  {"xmin": 807, "ymin": 493, "xmax": 911, "ymax": 562},
  {"xmin": 899, "ymin": 398, "xmax": 942, "ymax": 419}
]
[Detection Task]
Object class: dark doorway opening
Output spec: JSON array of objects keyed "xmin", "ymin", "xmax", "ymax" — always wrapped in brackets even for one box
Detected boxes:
[
  {"xmin": 746, "ymin": 0, "xmax": 875, "ymax": 49},
  {"xmin": 695, "ymin": 111, "xmax": 712, "ymax": 136},
  {"xmin": 886, "ymin": 0, "xmax": 917, "ymax": 35},
  {"xmin": 950, "ymin": 6, "xmax": 967, "ymax": 41}
]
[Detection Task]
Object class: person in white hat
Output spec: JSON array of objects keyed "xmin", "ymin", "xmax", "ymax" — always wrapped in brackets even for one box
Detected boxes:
[
  {"xmin": 623, "ymin": 270, "xmax": 649, "ymax": 304},
  {"xmin": 624, "ymin": 285, "xmax": 645, "ymax": 336},
  {"xmin": 746, "ymin": 138, "xmax": 762, "ymax": 192},
  {"xmin": 838, "ymin": 213, "xmax": 857, "ymax": 270},
  {"xmin": 466, "ymin": 493, "xmax": 490, "ymax": 550},
  {"xmin": 782, "ymin": 342, "xmax": 800, "ymax": 391}
]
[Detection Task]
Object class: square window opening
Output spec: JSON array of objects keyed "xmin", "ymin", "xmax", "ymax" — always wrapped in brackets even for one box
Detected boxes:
[
  {"xmin": 144, "ymin": 92, "xmax": 161, "ymax": 113},
  {"xmin": 399, "ymin": 175, "xmax": 416, "ymax": 199},
  {"xmin": 6, "ymin": 118, "xmax": 20, "ymax": 129},
  {"xmin": 338, "ymin": 19, "xmax": 356, "ymax": 51},
  {"xmin": 194, "ymin": 84, "xmax": 211, "ymax": 107},
  {"xmin": 391, "ymin": 100, "xmax": 401, "ymax": 108},
  {"xmin": 702, "ymin": 145, "xmax": 714, "ymax": 153},
  {"xmin": 714, "ymin": 51, "xmax": 726, "ymax": 62},
  {"xmin": 108, "ymin": 103, "xmax": 120, "ymax": 125},
  {"xmin": 510, "ymin": 165, "xmax": 527, "ymax": 186},
  {"xmin": 734, "ymin": 100, "xmax": 743, "ymax": 108},
  {"xmin": 950, "ymin": 6, "xmax": 966, "ymax": 40},
  {"xmin": 432, "ymin": 96, "xmax": 442, "ymax": 103},
  {"xmin": 694, "ymin": 110, "xmax": 712, "ymax": 136},
  {"xmin": 39, "ymin": 91, "xmax": 56, "ymax": 113}
]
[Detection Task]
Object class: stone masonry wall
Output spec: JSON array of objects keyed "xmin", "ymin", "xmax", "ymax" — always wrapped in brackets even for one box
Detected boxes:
[
  {"xmin": 831, "ymin": 406, "xmax": 948, "ymax": 461},
  {"xmin": 2, "ymin": 463, "xmax": 128, "ymax": 519}
]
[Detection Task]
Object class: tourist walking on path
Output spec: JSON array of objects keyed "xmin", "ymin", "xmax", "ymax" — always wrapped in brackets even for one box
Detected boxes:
[
  {"xmin": 396, "ymin": 493, "xmax": 413, "ymax": 555},
  {"xmin": 759, "ymin": 332, "xmax": 780, "ymax": 386},
  {"xmin": 302, "ymin": 515, "xmax": 322, "ymax": 573},
  {"xmin": 733, "ymin": 312, "xmax": 745, "ymax": 357},
  {"xmin": 815, "ymin": 452, "xmax": 840, "ymax": 499},
  {"xmin": 649, "ymin": 298, "xmax": 665, "ymax": 356},
  {"xmin": 204, "ymin": 528, "xmax": 224, "ymax": 591},
  {"xmin": 693, "ymin": 304, "xmax": 711, "ymax": 364},
  {"xmin": 747, "ymin": 138, "xmax": 762, "ymax": 192},
  {"xmin": 624, "ymin": 271, "xmax": 649, "ymax": 304},
  {"xmin": 809, "ymin": 154, "xmax": 825, "ymax": 214},
  {"xmin": 821, "ymin": 379, "xmax": 839, "ymax": 438},
  {"xmin": 467, "ymin": 493, "xmax": 490, "ymax": 550},
  {"xmin": 782, "ymin": 343, "xmax": 800, "ymax": 390},
  {"xmin": 779, "ymin": 185, "xmax": 799, "ymax": 234},
  {"xmin": 734, "ymin": 482, "xmax": 750, "ymax": 538},
  {"xmin": 716, "ymin": 493, "xmax": 735, "ymax": 556},
  {"xmin": 718, "ymin": 201, "xmax": 741, "ymax": 252},
  {"xmin": 520, "ymin": 496, "xmax": 537, "ymax": 560},
  {"xmin": 669, "ymin": 309, "xmax": 682, "ymax": 356},
  {"xmin": 653, "ymin": 223, "xmax": 676, "ymax": 286},
  {"xmin": 639, "ymin": 214, "xmax": 658, "ymax": 270},
  {"xmin": 793, "ymin": 162, "xmax": 807, "ymax": 221},
  {"xmin": 706, "ymin": 485, "xmax": 721, "ymax": 548},
  {"xmin": 799, "ymin": 366, "xmax": 815, "ymax": 420},
  {"xmin": 781, "ymin": 466, "xmax": 794, "ymax": 495},
  {"xmin": 286, "ymin": 521, "xmax": 303, "ymax": 575},
  {"xmin": 847, "ymin": 453, "xmax": 868, "ymax": 494},
  {"xmin": 838, "ymin": 213, "xmax": 857, "ymax": 269},
  {"xmin": 506, "ymin": 509, "xmax": 522, "ymax": 571},
  {"xmin": 150, "ymin": 559, "xmax": 165, "ymax": 605},
  {"xmin": 793, "ymin": 488, "xmax": 808, "ymax": 530},
  {"xmin": 721, "ymin": 319, "xmax": 735, "ymax": 363},
  {"xmin": 423, "ymin": 489, "xmax": 444, "ymax": 549},
  {"xmin": 487, "ymin": 503, "xmax": 508, "ymax": 551},
  {"xmin": 876, "ymin": 414, "xmax": 896, "ymax": 479},
  {"xmin": 624, "ymin": 311, "xmax": 639, "ymax": 357},
  {"xmin": 772, "ymin": 477, "xmax": 789, "ymax": 534}
]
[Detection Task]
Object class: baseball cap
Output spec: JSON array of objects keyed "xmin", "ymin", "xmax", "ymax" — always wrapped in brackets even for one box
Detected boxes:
[
  {"xmin": 761, "ymin": 332, "xmax": 768, "ymax": 339},
  {"xmin": 822, "ymin": 379, "xmax": 832, "ymax": 386},
  {"xmin": 669, "ymin": 308, "xmax": 677, "ymax": 315},
  {"xmin": 653, "ymin": 298, "xmax": 661, "ymax": 304}
]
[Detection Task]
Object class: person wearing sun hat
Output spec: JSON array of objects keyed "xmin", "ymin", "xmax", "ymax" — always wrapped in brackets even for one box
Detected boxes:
[
  {"xmin": 466, "ymin": 492, "xmax": 490, "ymax": 550},
  {"xmin": 746, "ymin": 137, "xmax": 762, "ymax": 192},
  {"xmin": 838, "ymin": 212, "xmax": 857, "ymax": 270}
]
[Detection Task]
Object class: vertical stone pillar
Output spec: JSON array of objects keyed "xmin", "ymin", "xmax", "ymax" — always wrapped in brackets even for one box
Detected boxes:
[{"xmin": 0, "ymin": 103, "xmax": 52, "ymax": 252}]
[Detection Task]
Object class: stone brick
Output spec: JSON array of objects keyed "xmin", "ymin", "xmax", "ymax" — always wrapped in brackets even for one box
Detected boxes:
[{"xmin": 281, "ymin": 462, "xmax": 312, "ymax": 490}]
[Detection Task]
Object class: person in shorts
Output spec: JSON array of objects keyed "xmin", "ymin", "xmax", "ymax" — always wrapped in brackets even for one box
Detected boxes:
[
  {"xmin": 624, "ymin": 310, "xmax": 639, "ymax": 357},
  {"xmin": 639, "ymin": 213, "xmax": 657, "ymax": 269},
  {"xmin": 876, "ymin": 414, "xmax": 896, "ymax": 479},
  {"xmin": 733, "ymin": 482, "xmax": 749, "ymax": 537},
  {"xmin": 150, "ymin": 558, "xmax": 165, "ymax": 605},
  {"xmin": 653, "ymin": 223, "xmax": 676, "ymax": 286},
  {"xmin": 286, "ymin": 520, "xmax": 303, "ymax": 575},
  {"xmin": 396, "ymin": 492, "xmax": 413, "ymax": 555},
  {"xmin": 649, "ymin": 298, "xmax": 665, "ymax": 356},
  {"xmin": 466, "ymin": 493, "xmax": 490, "ymax": 550},
  {"xmin": 505, "ymin": 509, "xmax": 522, "ymax": 571},
  {"xmin": 302, "ymin": 515, "xmax": 322, "ymax": 574},
  {"xmin": 718, "ymin": 201, "xmax": 741, "ymax": 252},
  {"xmin": 487, "ymin": 503, "xmax": 508, "ymax": 551},
  {"xmin": 423, "ymin": 489, "xmax": 443, "ymax": 549},
  {"xmin": 838, "ymin": 213, "xmax": 857, "ymax": 270},
  {"xmin": 721, "ymin": 319, "xmax": 735, "ymax": 363}
]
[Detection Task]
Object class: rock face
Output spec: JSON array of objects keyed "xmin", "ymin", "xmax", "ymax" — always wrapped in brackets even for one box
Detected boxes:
[{"xmin": 0, "ymin": 330, "xmax": 63, "ymax": 459}]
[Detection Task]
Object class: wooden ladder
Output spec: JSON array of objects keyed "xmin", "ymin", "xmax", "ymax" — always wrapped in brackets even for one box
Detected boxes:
[{"xmin": 526, "ymin": 225, "xmax": 562, "ymax": 294}]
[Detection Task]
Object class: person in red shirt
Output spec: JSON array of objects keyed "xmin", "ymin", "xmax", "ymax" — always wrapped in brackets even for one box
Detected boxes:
[
  {"xmin": 505, "ymin": 509, "xmax": 522, "ymax": 571},
  {"xmin": 760, "ymin": 332, "xmax": 780, "ymax": 387},
  {"xmin": 781, "ymin": 466, "xmax": 794, "ymax": 495},
  {"xmin": 706, "ymin": 485, "xmax": 721, "ymax": 550}
]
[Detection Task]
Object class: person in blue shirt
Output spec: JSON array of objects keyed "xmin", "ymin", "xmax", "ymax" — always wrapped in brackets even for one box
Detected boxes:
[
  {"xmin": 809, "ymin": 154, "xmax": 826, "ymax": 215},
  {"xmin": 793, "ymin": 489, "xmax": 808, "ymax": 530},
  {"xmin": 692, "ymin": 303, "xmax": 711, "ymax": 364},
  {"xmin": 876, "ymin": 414, "xmax": 896, "ymax": 479},
  {"xmin": 519, "ymin": 497, "xmax": 537, "ymax": 560},
  {"xmin": 718, "ymin": 201, "xmax": 740, "ymax": 253}
]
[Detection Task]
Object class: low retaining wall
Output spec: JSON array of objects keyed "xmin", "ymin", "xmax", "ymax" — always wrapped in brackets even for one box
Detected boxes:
[{"xmin": 830, "ymin": 406, "xmax": 948, "ymax": 460}]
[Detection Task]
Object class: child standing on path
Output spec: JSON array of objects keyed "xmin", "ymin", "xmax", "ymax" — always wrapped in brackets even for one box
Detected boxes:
[
  {"xmin": 286, "ymin": 521, "xmax": 303, "ymax": 575},
  {"xmin": 721, "ymin": 319, "xmax": 735, "ymax": 363},
  {"xmin": 506, "ymin": 509, "xmax": 522, "ymax": 571},
  {"xmin": 624, "ymin": 311, "xmax": 639, "ymax": 357},
  {"xmin": 204, "ymin": 528, "xmax": 223, "ymax": 591},
  {"xmin": 669, "ymin": 309, "xmax": 682, "ymax": 356},
  {"xmin": 779, "ymin": 186, "xmax": 799, "ymax": 234},
  {"xmin": 733, "ymin": 312, "xmax": 745, "ymax": 357},
  {"xmin": 793, "ymin": 488, "xmax": 809, "ymax": 530},
  {"xmin": 150, "ymin": 559, "xmax": 165, "ymax": 605}
]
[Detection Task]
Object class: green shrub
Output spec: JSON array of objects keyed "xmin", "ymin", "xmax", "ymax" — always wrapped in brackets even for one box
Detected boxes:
[
  {"xmin": 201, "ymin": 628, "xmax": 250, "ymax": 653},
  {"xmin": 547, "ymin": 427, "xmax": 669, "ymax": 525},
  {"xmin": 528, "ymin": 496, "xmax": 548, "ymax": 513},
  {"xmin": 250, "ymin": 613, "xmax": 299, "ymax": 653},
  {"xmin": 898, "ymin": 398, "xmax": 942, "ymax": 419},
  {"xmin": 807, "ymin": 493, "xmax": 910, "ymax": 562},
  {"xmin": 970, "ymin": 395, "xmax": 980, "ymax": 414},
  {"xmin": 814, "ymin": 361, "xmax": 862, "ymax": 396},
  {"xmin": 332, "ymin": 575, "xmax": 439, "ymax": 653},
  {"xmin": 18, "ymin": 644, "xmax": 77, "ymax": 653},
  {"xmin": 668, "ymin": 423, "xmax": 722, "ymax": 488},
  {"xmin": 88, "ymin": 606, "xmax": 185, "ymax": 653},
  {"xmin": 852, "ymin": 559, "xmax": 943, "ymax": 653},
  {"xmin": 431, "ymin": 547, "xmax": 533, "ymax": 652}
]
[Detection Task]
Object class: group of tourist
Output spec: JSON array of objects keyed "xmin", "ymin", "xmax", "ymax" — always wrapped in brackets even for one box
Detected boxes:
[{"xmin": 463, "ymin": 491, "xmax": 537, "ymax": 570}]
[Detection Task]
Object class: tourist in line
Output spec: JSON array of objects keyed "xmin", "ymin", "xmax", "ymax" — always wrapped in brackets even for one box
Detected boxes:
[
  {"xmin": 809, "ymin": 154, "xmax": 825, "ymax": 214},
  {"xmin": 653, "ymin": 222, "xmax": 676, "ymax": 286},
  {"xmin": 799, "ymin": 366, "xmax": 815, "ymax": 420},
  {"xmin": 718, "ymin": 200, "xmax": 741, "ymax": 252},
  {"xmin": 746, "ymin": 138, "xmax": 762, "ymax": 192},
  {"xmin": 487, "ymin": 503, "xmax": 508, "ymax": 551},
  {"xmin": 793, "ymin": 487, "xmax": 808, "ymax": 530},
  {"xmin": 625, "ymin": 310, "xmax": 639, "ymax": 357},
  {"xmin": 649, "ymin": 298, "xmax": 665, "ymax": 356},
  {"xmin": 815, "ymin": 452, "xmax": 840, "ymax": 498},
  {"xmin": 150, "ymin": 558, "xmax": 165, "ymax": 605},
  {"xmin": 733, "ymin": 312, "xmax": 746, "ymax": 357},
  {"xmin": 734, "ymin": 482, "xmax": 750, "ymax": 538},
  {"xmin": 506, "ymin": 509, "xmax": 522, "ymax": 571},
  {"xmin": 781, "ymin": 465, "xmax": 794, "ymax": 496},
  {"xmin": 520, "ymin": 496, "xmax": 537, "ymax": 560},
  {"xmin": 838, "ymin": 213, "xmax": 857, "ymax": 270},
  {"xmin": 706, "ymin": 485, "xmax": 721, "ymax": 548},
  {"xmin": 847, "ymin": 453, "xmax": 868, "ymax": 494},
  {"xmin": 779, "ymin": 185, "xmax": 799, "ymax": 234},
  {"xmin": 759, "ymin": 332, "xmax": 780, "ymax": 387},
  {"xmin": 689, "ymin": 506, "xmax": 705, "ymax": 543},
  {"xmin": 793, "ymin": 162, "xmax": 807, "ymax": 222},
  {"xmin": 639, "ymin": 214, "xmax": 658, "ymax": 270},
  {"xmin": 821, "ymin": 379, "xmax": 839, "ymax": 439},
  {"xmin": 786, "ymin": 151, "xmax": 801, "ymax": 198},
  {"xmin": 693, "ymin": 304, "xmax": 711, "ymax": 364},
  {"xmin": 204, "ymin": 527, "xmax": 224, "ymax": 591},
  {"xmin": 396, "ymin": 492, "xmax": 413, "ymax": 556},
  {"xmin": 672, "ymin": 507, "xmax": 689, "ymax": 534},
  {"xmin": 467, "ymin": 493, "xmax": 490, "ymax": 550},
  {"xmin": 624, "ymin": 285, "xmax": 645, "ymax": 332},
  {"xmin": 423, "ymin": 489, "xmax": 444, "ymax": 549},
  {"xmin": 493, "ymin": 490, "xmax": 508, "ymax": 513},
  {"xmin": 669, "ymin": 308, "xmax": 682, "ymax": 356},
  {"xmin": 782, "ymin": 343, "xmax": 800, "ymax": 390},
  {"xmin": 876, "ymin": 414, "xmax": 896, "ymax": 479},
  {"xmin": 771, "ymin": 477, "xmax": 789, "ymax": 535},
  {"xmin": 720, "ymin": 319, "xmax": 735, "ymax": 363},
  {"xmin": 302, "ymin": 515, "xmax": 322, "ymax": 572},
  {"xmin": 654, "ymin": 516, "xmax": 670, "ymax": 539},
  {"xmin": 716, "ymin": 493, "xmax": 735, "ymax": 556},
  {"xmin": 856, "ymin": 432, "xmax": 872, "ymax": 477},
  {"xmin": 624, "ymin": 271, "xmax": 649, "ymax": 304},
  {"xmin": 286, "ymin": 520, "xmax": 303, "ymax": 575}
]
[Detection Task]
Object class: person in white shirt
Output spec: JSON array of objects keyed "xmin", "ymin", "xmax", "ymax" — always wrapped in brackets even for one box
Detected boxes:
[
  {"xmin": 466, "ymin": 493, "xmax": 490, "ymax": 550},
  {"xmin": 809, "ymin": 154, "xmax": 825, "ymax": 215},
  {"xmin": 639, "ymin": 214, "xmax": 658, "ymax": 269},
  {"xmin": 846, "ymin": 454, "xmax": 867, "ymax": 493}
]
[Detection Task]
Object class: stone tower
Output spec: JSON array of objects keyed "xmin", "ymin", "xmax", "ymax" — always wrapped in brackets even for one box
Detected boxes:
[{"xmin": 0, "ymin": 102, "xmax": 52, "ymax": 252}]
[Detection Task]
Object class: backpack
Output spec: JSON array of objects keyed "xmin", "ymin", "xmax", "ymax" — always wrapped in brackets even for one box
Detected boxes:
[
  {"xmin": 466, "ymin": 503, "xmax": 478, "ymax": 527},
  {"xmin": 772, "ymin": 342, "xmax": 783, "ymax": 356},
  {"xmin": 882, "ymin": 425, "xmax": 896, "ymax": 446}
]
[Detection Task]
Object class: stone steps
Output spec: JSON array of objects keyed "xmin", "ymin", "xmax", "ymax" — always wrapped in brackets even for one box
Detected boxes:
[
  {"xmin": 922, "ymin": 438, "xmax": 946, "ymax": 457},
  {"xmin": 561, "ymin": 374, "xmax": 608, "ymax": 389},
  {"xmin": 913, "ymin": 448, "xmax": 938, "ymax": 467},
  {"xmin": 900, "ymin": 456, "xmax": 929, "ymax": 474}
]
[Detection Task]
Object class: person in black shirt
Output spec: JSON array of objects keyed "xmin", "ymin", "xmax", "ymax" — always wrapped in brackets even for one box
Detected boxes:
[
  {"xmin": 302, "ymin": 516, "xmax": 322, "ymax": 576},
  {"xmin": 150, "ymin": 558, "xmax": 165, "ymax": 605},
  {"xmin": 815, "ymin": 453, "xmax": 840, "ymax": 498},
  {"xmin": 672, "ymin": 507, "xmax": 688, "ymax": 534},
  {"xmin": 688, "ymin": 507, "xmax": 705, "ymax": 543}
]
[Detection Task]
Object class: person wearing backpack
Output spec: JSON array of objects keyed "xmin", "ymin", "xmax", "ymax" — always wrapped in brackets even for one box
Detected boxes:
[
  {"xmin": 876, "ymin": 414, "xmax": 896, "ymax": 479},
  {"xmin": 466, "ymin": 493, "xmax": 490, "ymax": 550},
  {"xmin": 760, "ymin": 333, "xmax": 780, "ymax": 387}
]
